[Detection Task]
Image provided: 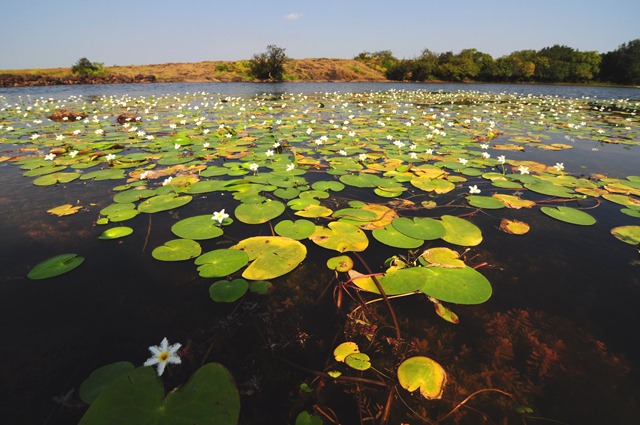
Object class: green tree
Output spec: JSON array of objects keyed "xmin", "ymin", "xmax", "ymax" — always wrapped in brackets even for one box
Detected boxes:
[
  {"xmin": 249, "ymin": 45, "xmax": 288, "ymax": 81},
  {"xmin": 71, "ymin": 57, "xmax": 104, "ymax": 76},
  {"xmin": 409, "ymin": 49, "xmax": 438, "ymax": 81},
  {"xmin": 600, "ymin": 39, "xmax": 640, "ymax": 85}
]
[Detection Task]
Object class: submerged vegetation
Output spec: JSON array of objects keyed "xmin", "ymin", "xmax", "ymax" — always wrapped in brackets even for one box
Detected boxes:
[{"xmin": 0, "ymin": 87, "xmax": 639, "ymax": 424}]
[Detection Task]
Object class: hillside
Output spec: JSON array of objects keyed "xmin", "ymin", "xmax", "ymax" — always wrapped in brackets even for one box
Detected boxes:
[{"xmin": 0, "ymin": 58, "xmax": 388, "ymax": 87}]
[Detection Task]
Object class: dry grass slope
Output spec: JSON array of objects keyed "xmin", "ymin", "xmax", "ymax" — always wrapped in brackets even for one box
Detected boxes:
[{"xmin": 2, "ymin": 58, "xmax": 387, "ymax": 83}]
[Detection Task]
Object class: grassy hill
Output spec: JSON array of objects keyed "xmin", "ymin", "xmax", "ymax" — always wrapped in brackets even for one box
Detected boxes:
[{"xmin": 1, "ymin": 58, "xmax": 387, "ymax": 85}]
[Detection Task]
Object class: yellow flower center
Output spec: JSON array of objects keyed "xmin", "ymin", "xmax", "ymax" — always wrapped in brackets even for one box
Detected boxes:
[{"xmin": 159, "ymin": 351, "xmax": 169, "ymax": 361}]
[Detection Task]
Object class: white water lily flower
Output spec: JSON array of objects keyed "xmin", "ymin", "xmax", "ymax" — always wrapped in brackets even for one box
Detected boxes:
[
  {"xmin": 73, "ymin": 129, "xmax": 82, "ymax": 135},
  {"xmin": 497, "ymin": 155, "xmax": 506, "ymax": 164},
  {"xmin": 212, "ymin": 209, "xmax": 229, "ymax": 224},
  {"xmin": 481, "ymin": 152, "xmax": 491, "ymax": 159},
  {"xmin": 286, "ymin": 163, "xmax": 295, "ymax": 171},
  {"xmin": 31, "ymin": 133, "xmax": 41, "ymax": 140},
  {"xmin": 105, "ymin": 154, "xmax": 116, "ymax": 162},
  {"xmin": 458, "ymin": 158, "xmax": 468, "ymax": 166},
  {"xmin": 95, "ymin": 129, "xmax": 104, "ymax": 135},
  {"xmin": 425, "ymin": 148, "xmax": 433, "ymax": 155},
  {"xmin": 358, "ymin": 153, "xmax": 368, "ymax": 161},
  {"xmin": 203, "ymin": 142, "xmax": 210, "ymax": 149},
  {"xmin": 55, "ymin": 134, "xmax": 65, "ymax": 141},
  {"xmin": 409, "ymin": 152, "xmax": 418, "ymax": 159},
  {"xmin": 518, "ymin": 165, "xmax": 530, "ymax": 174},
  {"xmin": 265, "ymin": 149, "xmax": 275, "ymax": 157},
  {"xmin": 139, "ymin": 171, "xmax": 149, "ymax": 180},
  {"xmin": 69, "ymin": 150, "xmax": 79, "ymax": 158},
  {"xmin": 162, "ymin": 176, "xmax": 173, "ymax": 186},
  {"xmin": 338, "ymin": 149, "xmax": 348, "ymax": 156},
  {"xmin": 143, "ymin": 337, "xmax": 182, "ymax": 376},
  {"xmin": 174, "ymin": 143, "xmax": 181, "ymax": 150},
  {"xmin": 554, "ymin": 162, "xmax": 564, "ymax": 171},
  {"xmin": 480, "ymin": 143, "xmax": 489, "ymax": 149},
  {"xmin": 44, "ymin": 153, "xmax": 56, "ymax": 161},
  {"xmin": 469, "ymin": 185, "xmax": 481, "ymax": 194},
  {"xmin": 249, "ymin": 163, "xmax": 259, "ymax": 172}
]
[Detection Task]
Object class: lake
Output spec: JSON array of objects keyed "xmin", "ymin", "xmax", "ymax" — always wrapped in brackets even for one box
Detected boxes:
[{"xmin": 0, "ymin": 82, "xmax": 639, "ymax": 425}]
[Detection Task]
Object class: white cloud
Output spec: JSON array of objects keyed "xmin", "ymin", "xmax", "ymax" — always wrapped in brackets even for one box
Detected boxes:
[{"xmin": 284, "ymin": 12, "xmax": 302, "ymax": 21}]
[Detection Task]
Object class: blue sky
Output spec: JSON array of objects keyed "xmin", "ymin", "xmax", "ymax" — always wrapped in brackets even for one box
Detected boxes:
[{"xmin": 1, "ymin": 0, "xmax": 638, "ymax": 69}]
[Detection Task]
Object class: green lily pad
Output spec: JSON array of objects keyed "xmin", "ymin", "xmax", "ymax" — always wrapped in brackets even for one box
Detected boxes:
[
  {"xmin": 611, "ymin": 225, "xmax": 640, "ymax": 245},
  {"xmin": 467, "ymin": 195, "xmax": 505, "ymax": 210},
  {"xmin": 309, "ymin": 222, "xmax": 369, "ymax": 253},
  {"xmin": 339, "ymin": 173, "xmax": 382, "ymax": 188},
  {"xmin": 274, "ymin": 219, "xmax": 316, "ymax": 240},
  {"xmin": 295, "ymin": 411, "xmax": 323, "ymax": 425},
  {"xmin": 79, "ymin": 363, "xmax": 240, "ymax": 425},
  {"xmin": 397, "ymin": 356, "xmax": 446, "ymax": 400},
  {"xmin": 344, "ymin": 352, "xmax": 371, "ymax": 371},
  {"xmin": 195, "ymin": 249, "xmax": 249, "ymax": 278},
  {"xmin": 391, "ymin": 217, "xmax": 445, "ymax": 240},
  {"xmin": 440, "ymin": 215, "xmax": 483, "ymax": 246},
  {"xmin": 113, "ymin": 188, "xmax": 156, "ymax": 203},
  {"xmin": 79, "ymin": 362, "xmax": 135, "ymax": 405},
  {"xmin": 372, "ymin": 225, "xmax": 424, "ymax": 249},
  {"xmin": 209, "ymin": 278, "xmax": 249, "ymax": 302},
  {"xmin": 99, "ymin": 226, "xmax": 134, "ymax": 240},
  {"xmin": 332, "ymin": 208, "xmax": 379, "ymax": 222},
  {"xmin": 234, "ymin": 200, "xmax": 285, "ymax": 224},
  {"xmin": 80, "ymin": 168, "xmax": 127, "ymax": 181},
  {"xmin": 33, "ymin": 172, "xmax": 80, "ymax": 186},
  {"xmin": 138, "ymin": 194, "xmax": 193, "ymax": 213},
  {"xmin": 525, "ymin": 181, "xmax": 580, "ymax": 198},
  {"xmin": 410, "ymin": 176, "xmax": 455, "ymax": 194},
  {"xmin": 231, "ymin": 236, "xmax": 307, "ymax": 280},
  {"xmin": 27, "ymin": 253, "xmax": 84, "ymax": 280},
  {"xmin": 171, "ymin": 215, "xmax": 225, "ymax": 240},
  {"xmin": 152, "ymin": 239, "xmax": 202, "ymax": 261},
  {"xmin": 326, "ymin": 255, "xmax": 354, "ymax": 272},
  {"xmin": 312, "ymin": 181, "xmax": 345, "ymax": 191},
  {"xmin": 248, "ymin": 280, "xmax": 273, "ymax": 294},
  {"xmin": 540, "ymin": 206, "xmax": 596, "ymax": 225}
]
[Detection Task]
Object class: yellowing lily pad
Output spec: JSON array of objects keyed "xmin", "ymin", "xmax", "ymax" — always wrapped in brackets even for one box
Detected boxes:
[
  {"xmin": 397, "ymin": 356, "xmax": 446, "ymax": 400},
  {"xmin": 440, "ymin": 215, "xmax": 483, "ymax": 246},
  {"xmin": 500, "ymin": 218, "xmax": 531, "ymax": 235},
  {"xmin": 611, "ymin": 225, "xmax": 640, "ymax": 245},
  {"xmin": 47, "ymin": 203, "xmax": 82, "ymax": 217},
  {"xmin": 334, "ymin": 342, "xmax": 360, "ymax": 362},
  {"xmin": 492, "ymin": 194, "xmax": 535, "ymax": 209},
  {"xmin": 326, "ymin": 255, "xmax": 354, "ymax": 272},
  {"xmin": 420, "ymin": 247, "xmax": 465, "ymax": 268},
  {"xmin": 309, "ymin": 222, "xmax": 369, "ymax": 253},
  {"xmin": 231, "ymin": 236, "xmax": 307, "ymax": 280}
]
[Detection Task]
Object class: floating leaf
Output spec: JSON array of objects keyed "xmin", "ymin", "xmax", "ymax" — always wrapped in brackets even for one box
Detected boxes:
[
  {"xmin": 171, "ymin": 215, "xmax": 224, "ymax": 240},
  {"xmin": 334, "ymin": 342, "xmax": 360, "ymax": 362},
  {"xmin": 344, "ymin": 353, "xmax": 371, "ymax": 371},
  {"xmin": 195, "ymin": 249, "xmax": 249, "ymax": 278},
  {"xmin": 500, "ymin": 218, "xmax": 530, "ymax": 235},
  {"xmin": 397, "ymin": 356, "xmax": 446, "ymax": 400},
  {"xmin": 295, "ymin": 411, "xmax": 323, "ymax": 425},
  {"xmin": 432, "ymin": 300, "xmax": 460, "ymax": 324},
  {"xmin": 209, "ymin": 278, "xmax": 249, "ymax": 302},
  {"xmin": 138, "ymin": 194, "xmax": 192, "ymax": 213},
  {"xmin": 79, "ymin": 364, "xmax": 240, "ymax": 425},
  {"xmin": 440, "ymin": 215, "xmax": 483, "ymax": 246},
  {"xmin": 326, "ymin": 255, "xmax": 354, "ymax": 273},
  {"xmin": 27, "ymin": 253, "xmax": 84, "ymax": 280},
  {"xmin": 248, "ymin": 280, "xmax": 273, "ymax": 294},
  {"xmin": 99, "ymin": 227, "xmax": 134, "ymax": 240},
  {"xmin": 235, "ymin": 200, "xmax": 285, "ymax": 224},
  {"xmin": 410, "ymin": 176, "xmax": 455, "ymax": 194},
  {"xmin": 79, "ymin": 362, "xmax": 135, "ymax": 405},
  {"xmin": 47, "ymin": 203, "xmax": 82, "ymax": 217},
  {"xmin": 611, "ymin": 225, "xmax": 640, "ymax": 245},
  {"xmin": 309, "ymin": 222, "xmax": 369, "ymax": 252},
  {"xmin": 33, "ymin": 172, "xmax": 80, "ymax": 186},
  {"xmin": 540, "ymin": 206, "xmax": 596, "ymax": 226},
  {"xmin": 467, "ymin": 195, "xmax": 505, "ymax": 210},
  {"xmin": 493, "ymin": 194, "xmax": 535, "ymax": 209},
  {"xmin": 391, "ymin": 217, "xmax": 445, "ymax": 240},
  {"xmin": 231, "ymin": 236, "xmax": 307, "ymax": 280},
  {"xmin": 372, "ymin": 225, "xmax": 424, "ymax": 249},
  {"xmin": 420, "ymin": 247, "xmax": 465, "ymax": 268},
  {"xmin": 274, "ymin": 219, "xmax": 316, "ymax": 240},
  {"xmin": 152, "ymin": 239, "xmax": 202, "ymax": 261}
]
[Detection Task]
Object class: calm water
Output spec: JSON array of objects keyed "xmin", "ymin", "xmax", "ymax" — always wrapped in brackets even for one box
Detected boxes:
[{"xmin": 1, "ymin": 82, "xmax": 639, "ymax": 425}]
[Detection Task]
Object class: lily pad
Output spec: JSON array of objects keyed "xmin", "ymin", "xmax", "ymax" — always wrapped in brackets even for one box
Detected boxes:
[
  {"xmin": 274, "ymin": 219, "xmax": 316, "ymax": 240},
  {"xmin": 420, "ymin": 247, "xmax": 465, "ymax": 268},
  {"xmin": 33, "ymin": 172, "xmax": 80, "ymax": 186},
  {"xmin": 209, "ymin": 278, "xmax": 249, "ymax": 302},
  {"xmin": 334, "ymin": 342, "xmax": 360, "ymax": 362},
  {"xmin": 467, "ymin": 195, "xmax": 505, "ymax": 210},
  {"xmin": 79, "ymin": 362, "xmax": 135, "ymax": 405},
  {"xmin": 27, "ymin": 253, "xmax": 84, "ymax": 280},
  {"xmin": 391, "ymin": 217, "xmax": 445, "ymax": 240},
  {"xmin": 231, "ymin": 236, "xmax": 307, "ymax": 280},
  {"xmin": 326, "ymin": 255, "xmax": 354, "ymax": 273},
  {"xmin": 195, "ymin": 249, "xmax": 249, "ymax": 278},
  {"xmin": 235, "ymin": 200, "xmax": 285, "ymax": 224},
  {"xmin": 344, "ymin": 353, "xmax": 371, "ymax": 371},
  {"xmin": 440, "ymin": 215, "xmax": 483, "ymax": 246},
  {"xmin": 372, "ymin": 225, "xmax": 424, "ymax": 249},
  {"xmin": 309, "ymin": 222, "xmax": 369, "ymax": 253},
  {"xmin": 540, "ymin": 206, "xmax": 596, "ymax": 226},
  {"xmin": 79, "ymin": 364, "xmax": 240, "ymax": 425},
  {"xmin": 397, "ymin": 356, "xmax": 446, "ymax": 400},
  {"xmin": 611, "ymin": 225, "xmax": 640, "ymax": 245},
  {"xmin": 152, "ymin": 239, "xmax": 202, "ymax": 261},
  {"xmin": 99, "ymin": 226, "xmax": 134, "ymax": 240},
  {"xmin": 500, "ymin": 218, "xmax": 531, "ymax": 235},
  {"xmin": 138, "ymin": 194, "xmax": 192, "ymax": 213},
  {"xmin": 47, "ymin": 203, "xmax": 82, "ymax": 217},
  {"xmin": 171, "ymin": 215, "xmax": 225, "ymax": 240}
]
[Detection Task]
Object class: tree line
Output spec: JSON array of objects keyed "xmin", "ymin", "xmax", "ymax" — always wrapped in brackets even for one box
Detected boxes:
[{"xmin": 355, "ymin": 39, "xmax": 640, "ymax": 86}]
